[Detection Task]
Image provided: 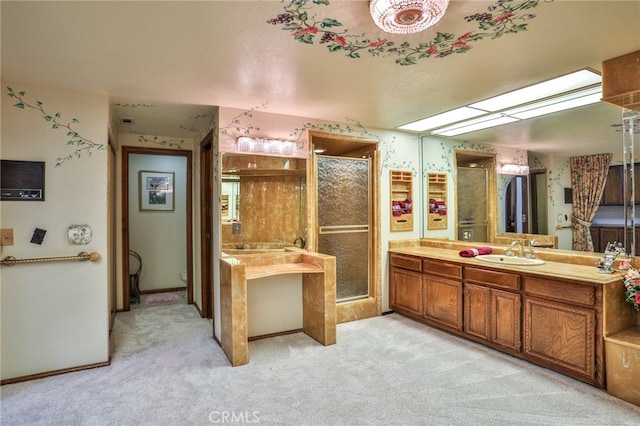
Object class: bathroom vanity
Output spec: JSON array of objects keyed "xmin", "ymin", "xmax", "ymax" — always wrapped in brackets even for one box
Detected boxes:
[
  {"xmin": 219, "ymin": 250, "xmax": 336, "ymax": 366},
  {"xmin": 388, "ymin": 239, "xmax": 636, "ymax": 389}
]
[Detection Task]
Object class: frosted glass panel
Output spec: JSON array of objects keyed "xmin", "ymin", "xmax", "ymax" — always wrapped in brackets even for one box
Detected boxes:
[
  {"xmin": 317, "ymin": 155, "xmax": 370, "ymax": 301},
  {"xmin": 317, "ymin": 157, "xmax": 369, "ymax": 226},
  {"xmin": 457, "ymin": 168, "xmax": 488, "ymax": 242},
  {"xmin": 318, "ymin": 232, "xmax": 369, "ymax": 300}
]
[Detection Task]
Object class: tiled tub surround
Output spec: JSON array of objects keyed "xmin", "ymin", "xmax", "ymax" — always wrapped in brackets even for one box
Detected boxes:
[
  {"xmin": 220, "ymin": 250, "xmax": 336, "ymax": 366},
  {"xmin": 388, "ymin": 239, "xmax": 637, "ymax": 393}
]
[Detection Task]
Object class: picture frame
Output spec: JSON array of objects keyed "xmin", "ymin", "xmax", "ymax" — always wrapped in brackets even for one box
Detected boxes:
[{"xmin": 139, "ymin": 170, "xmax": 175, "ymax": 211}]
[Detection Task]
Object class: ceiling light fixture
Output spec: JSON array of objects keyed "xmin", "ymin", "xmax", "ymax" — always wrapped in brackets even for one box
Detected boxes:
[
  {"xmin": 369, "ymin": 0, "xmax": 449, "ymax": 35},
  {"xmin": 399, "ymin": 68, "xmax": 602, "ymax": 135}
]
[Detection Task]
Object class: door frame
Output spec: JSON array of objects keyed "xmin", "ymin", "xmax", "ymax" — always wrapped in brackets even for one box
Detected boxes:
[
  {"xmin": 308, "ymin": 131, "xmax": 381, "ymax": 323},
  {"xmin": 199, "ymin": 130, "xmax": 214, "ymax": 319},
  {"xmin": 121, "ymin": 146, "xmax": 193, "ymax": 311}
]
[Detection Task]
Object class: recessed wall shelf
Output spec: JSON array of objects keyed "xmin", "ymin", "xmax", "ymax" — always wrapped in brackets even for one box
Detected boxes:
[
  {"xmin": 390, "ymin": 170, "xmax": 413, "ymax": 232},
  {"xmin": 427, "ymin": 172, "xmax": 448, "ymax": 230}
]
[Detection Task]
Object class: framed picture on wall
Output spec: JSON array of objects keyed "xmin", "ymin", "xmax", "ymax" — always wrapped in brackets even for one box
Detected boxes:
[{"xmin": 139, "ymin": 170, "xmax": 175, "ymax": 211}]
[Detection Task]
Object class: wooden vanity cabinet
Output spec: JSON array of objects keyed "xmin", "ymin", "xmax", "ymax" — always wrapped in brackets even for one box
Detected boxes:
[
  {"xmin": 389, "ymin": 254, "xmax": 463, "ymax": 330},
  {"xmin": 422, "ymin": 259, "xmax": 462, "ymax": 331},
  {"xmin": 464, "ymin": 267, "xmax": 521, "ymax": 353},
  {"xmin": 389, "ymin": 254, "xmax": 423, "ymax": 317},
  {"xmin": 523, "ymin": 276, "xmax": 602, "ymax": 387},
  {"xmin": 389, "ymin": 252, "xmax": 608, "ymax": 388}
]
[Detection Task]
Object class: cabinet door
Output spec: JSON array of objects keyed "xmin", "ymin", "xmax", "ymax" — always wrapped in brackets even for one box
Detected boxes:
[
  {"xmin": 491, "ymin": 289, "xmax": 521, "ymax": 352},
  {"xmin": 423, "ymin": 276, "xmax": 462, "ymax": 330},
  {"xmin": 390, "ymin": 267, "xmax": 422, "ymax": 316},
  {"xmin": 523, "ymin": 296, "xmax": 596, "ymax": 381},
  {"xmin": 601, "ymin": 165, "xmax": 624, "ymax": 205},
  {"xmin": 599, "ymin": 227, "xmax": 622, "ymax": 249},
  {"xmin": 463, "ymin": 283, "xmax": 490, "ymax": 340}
]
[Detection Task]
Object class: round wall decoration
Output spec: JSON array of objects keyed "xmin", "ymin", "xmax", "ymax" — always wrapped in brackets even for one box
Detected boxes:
[{"xmin": 67, "ymin": 224, "xmax": 93, "ymax": 245}]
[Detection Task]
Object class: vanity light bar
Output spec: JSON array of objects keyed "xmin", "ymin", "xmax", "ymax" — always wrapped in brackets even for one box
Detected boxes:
[
  {"xmin": 236, "ymin": 137, "xmax": 296, "ymax": 156},
  {"xmin": 498, "ymin": 163, "xmax": 530, "ymax": 175}
]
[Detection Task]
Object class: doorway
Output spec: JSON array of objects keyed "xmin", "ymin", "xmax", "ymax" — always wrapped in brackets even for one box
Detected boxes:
[
  {"xmin": 309, "ymin": 131, "xmax": 380, "ymax": 322},
  {"xmin": 200, "ymin": 131, "xmax": 213, "ymax": 319},
  {"xmin": 121, "ymin": 146, "xmax": 193, "ymax": 311},
  {"xmin": 455, "ymin": 152, "xmax": 496, "ymax": 243},
  {"xmin": 503, "ymin": 175, "xmax": 529, "ymax": 233}
]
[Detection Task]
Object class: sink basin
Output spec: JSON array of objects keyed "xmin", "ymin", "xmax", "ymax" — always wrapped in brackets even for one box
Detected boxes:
[{"xmin": 475, "ymin": 254, "xmax": 545, "ymax": 266}]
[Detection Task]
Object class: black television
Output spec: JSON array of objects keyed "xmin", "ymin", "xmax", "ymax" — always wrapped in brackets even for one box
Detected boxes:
[{"xmin": 0, "ymin": 160, "xmax": 45, "ymax": 201}]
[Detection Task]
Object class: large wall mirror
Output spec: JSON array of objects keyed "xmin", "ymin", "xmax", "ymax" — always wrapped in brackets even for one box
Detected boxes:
[{"xmin": 220, "ymin": 153, "xmax": 307, "ymax": 254}]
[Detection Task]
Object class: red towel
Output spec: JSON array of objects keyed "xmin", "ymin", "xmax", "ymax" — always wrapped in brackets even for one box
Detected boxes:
[{"xmin": 459, "ymin": 247, "xmax": 492, "ymax": 257}]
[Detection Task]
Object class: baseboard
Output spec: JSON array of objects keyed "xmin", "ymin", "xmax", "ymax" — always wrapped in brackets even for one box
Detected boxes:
[
  {"xmin": 248, "ymin": 328, "xmax": 303, "ymax": 341},
  {"xmin": 1, "ymin": 359, "xmax": 111, "ymax": 385},
  {"xmin": 139, "ymin": 286, "xmax": 186, "ymax": 295}
]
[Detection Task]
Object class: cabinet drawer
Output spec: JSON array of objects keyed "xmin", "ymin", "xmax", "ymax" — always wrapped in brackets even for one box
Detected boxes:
[
  {"xmin": 423, "ymin": 259, "xmax": 462, "ymax": 280},
  {"xmin": 523, "ymin": 277, "xmax": 595, "ymax": 306},
  {"xmin": 465, "ymin": 267, "xmax": 520, "ymax": 290},
  {"xmin": 390, "ymin": 254, "xmax": 422, "ymax": 272}
]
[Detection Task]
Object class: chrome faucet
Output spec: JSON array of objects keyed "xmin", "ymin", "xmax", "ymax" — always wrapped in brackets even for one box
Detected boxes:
[
  {"xmin": 510, "ymin": 240, "xmax": 525, "ymax": 257},
  {"xmin": 527, "ymin": 240, "xmax": 538, "ymax": 259}
]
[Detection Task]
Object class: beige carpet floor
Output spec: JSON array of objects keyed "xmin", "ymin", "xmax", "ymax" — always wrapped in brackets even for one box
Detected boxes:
[{"xmin": 1, "ymin": 303, "xmax": 639, "ymax": 425}]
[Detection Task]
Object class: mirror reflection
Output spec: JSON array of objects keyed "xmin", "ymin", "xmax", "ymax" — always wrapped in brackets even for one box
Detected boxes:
[{"xmin": 221, "ymin": 154, "xmax": 306, "ymax": 254}]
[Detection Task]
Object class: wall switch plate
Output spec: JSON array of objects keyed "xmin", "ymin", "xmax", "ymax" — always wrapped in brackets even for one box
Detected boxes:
[
  {"xmin": 0, "ymin": 228, "xmax": 14, "ymax": 246},
  {"xmin": 231, "ymin": 222, "xmax": 241, "ymax": 235},
  {"xmin": 30, "ymin": 228, "xmax": 46, "ymax": 245}
]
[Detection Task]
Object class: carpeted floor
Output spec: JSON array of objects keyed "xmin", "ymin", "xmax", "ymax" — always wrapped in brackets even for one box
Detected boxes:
[{"xmin": 1, "ymin": 304, "xmax": 639, "ymax": 425}]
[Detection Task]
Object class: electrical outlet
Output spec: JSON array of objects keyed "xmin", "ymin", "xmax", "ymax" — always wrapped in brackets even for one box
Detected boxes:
[{"xmin": 0, "ymin": 228, "xmax": 14, "ymax": 246}]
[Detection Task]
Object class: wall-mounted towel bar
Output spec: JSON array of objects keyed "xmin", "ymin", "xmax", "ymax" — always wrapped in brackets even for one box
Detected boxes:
[
  {"xmin": 555, "ymin": 224, "xmax": 574, "ymax": 230},
  {"xmin": 0, "ymin": 251, "xmax": 100, "ymax": 267}
]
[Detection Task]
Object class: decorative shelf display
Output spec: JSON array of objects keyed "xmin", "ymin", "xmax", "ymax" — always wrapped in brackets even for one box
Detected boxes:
[
  {"xmin": 390, "ymin": 170, "xmax": 413, "ymax": 232},
  {"xmin": 427, "ymin": 173, "xmax": 448, "ymax": 230}
]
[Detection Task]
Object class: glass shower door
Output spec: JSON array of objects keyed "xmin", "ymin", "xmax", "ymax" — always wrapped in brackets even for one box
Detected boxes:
[
  {"xmin": 457, "ymin": 167, "xmax": 488, "ymax": 242},
  {"xmin": 316, "ymin": 155, "xmax": 370, "ymax": 302}
]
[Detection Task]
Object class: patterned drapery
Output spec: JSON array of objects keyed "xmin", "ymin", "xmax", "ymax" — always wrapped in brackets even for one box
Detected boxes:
[{"xmin": 570, "ymin": 153, "xmax": 612, "ymax": 251}]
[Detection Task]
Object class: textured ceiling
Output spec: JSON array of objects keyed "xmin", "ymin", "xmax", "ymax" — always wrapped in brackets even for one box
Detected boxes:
[{"xmin": 2, "ymin": 1, "xmax": 639, "ymax": 156}]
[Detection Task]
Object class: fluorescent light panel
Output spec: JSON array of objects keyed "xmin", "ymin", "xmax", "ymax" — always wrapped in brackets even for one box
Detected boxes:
[
  {"xmin": 398, "ymin": 107, "xmax": 486, "ymax": 132},
  {"xmin": 504, "ymin": 87, "xmax": 602, "ymax": 120},
  {"xmin": 399, "ymin": 68, "xmax": 602, "ymax": 135},
  {"xmin": 433, "ymin": 115, "xmax": 519, "ymax": 137},
  {"xmin": 469, "ymin": 69, "xmax": 601, "ymax": 112}
]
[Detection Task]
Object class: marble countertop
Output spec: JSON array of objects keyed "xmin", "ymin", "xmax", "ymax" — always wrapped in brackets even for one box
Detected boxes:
[{"xmin": 389, "ymin": 245, "xmax": 623, "ymax": 285}]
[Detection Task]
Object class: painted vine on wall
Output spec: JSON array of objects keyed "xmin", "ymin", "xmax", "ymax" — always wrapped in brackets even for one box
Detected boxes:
[
  {"xmin": 7, "ymin": 87, "xmax": 105, "ymax": 167},
  {"xmin": 267, "ymin": 0, "xmax": 545, "ymax": 66}
]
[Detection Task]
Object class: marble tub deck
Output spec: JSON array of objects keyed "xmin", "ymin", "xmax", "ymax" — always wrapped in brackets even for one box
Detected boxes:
[{"xmin": 220, "ymin": 250, "xmax": 336, "ymax": 366}]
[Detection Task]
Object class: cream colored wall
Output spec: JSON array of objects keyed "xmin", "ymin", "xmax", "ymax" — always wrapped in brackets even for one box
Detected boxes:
[{"xmin": 1, "ymin": 80, "xmax": 110, "ymax": 380}]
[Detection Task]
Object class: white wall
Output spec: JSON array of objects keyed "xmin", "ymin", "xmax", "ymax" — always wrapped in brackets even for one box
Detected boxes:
[
  {"xmin": 128, "ymin": 153, "xmax": 187, "ymax": 291},
  {"xmin": 1, "ymin": 80, "xmax": 109, "ymax": 380}
]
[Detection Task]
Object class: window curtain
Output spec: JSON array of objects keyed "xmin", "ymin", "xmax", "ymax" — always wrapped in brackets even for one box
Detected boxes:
[{"xmin": 570, "ymin": 153, "xmax": 612, "ymax": 251}]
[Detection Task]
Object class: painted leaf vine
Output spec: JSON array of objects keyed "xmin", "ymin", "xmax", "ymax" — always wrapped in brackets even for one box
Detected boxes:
[
  {"xmin": 267, "ymin": 0, "xmax": 544, "ymax": 65},
  {"xmin": 137, "ymin": 135, "xmax": 186, "ymax": 149},
  {"xmin": 7, "ymin": 87, "xmax": 105, "ymax": 167}
]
